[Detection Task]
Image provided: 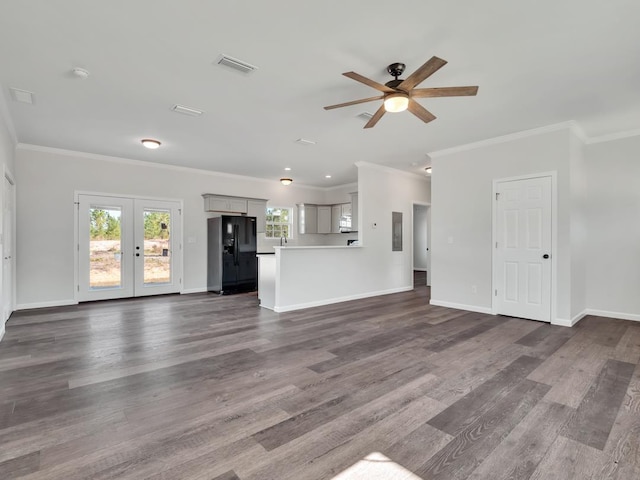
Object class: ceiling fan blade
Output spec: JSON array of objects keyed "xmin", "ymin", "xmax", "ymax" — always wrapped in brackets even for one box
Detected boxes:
[
  {"xmin": 343, "ymin": 72, "xmax": 395, "ymax": 93},
  {"xmin": 411, "ymin": 86, "xmax": 479, "ymax": 98},
  {"xmin": 407, "ymin": 99, "xmax": 436, "ymax": 124},
  {"xmin": 364, "ymin": 105, "xmax": 386, "ymax": 129},
  {"xmin": 324, "ymin": 95, "xmax": 384, "ymax": 110},
  {"xmin": 398, "ymin": 56, "xmax": 447, "ymax": 91}
]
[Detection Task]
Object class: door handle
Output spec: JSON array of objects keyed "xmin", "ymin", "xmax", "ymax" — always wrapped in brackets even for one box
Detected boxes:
[
  {"xmin": 542, "ymin": 254, "xmax": 550, "ymax": 259},
  {"xmin": 136, "ymin": 253, "xmax": 140, "ymax": 257}
]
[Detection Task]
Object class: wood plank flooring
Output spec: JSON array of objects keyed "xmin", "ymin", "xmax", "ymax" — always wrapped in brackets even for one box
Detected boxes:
[{"xmin": 1, "ymin": 287, "xmax": 639, "ymax": 479}]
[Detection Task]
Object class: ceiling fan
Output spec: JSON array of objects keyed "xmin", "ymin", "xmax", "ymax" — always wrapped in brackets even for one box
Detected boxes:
[{"xmin": 324, "ymin": 56, "xmax": 478, "ymax": 129}]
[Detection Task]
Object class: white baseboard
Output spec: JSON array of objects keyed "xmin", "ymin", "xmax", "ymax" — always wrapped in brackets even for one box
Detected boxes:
[
  {"xmin": 15, "ymin": 299, "xmax": 78, "ymax": 311},
  {"xmin": 273, "ymin": 286, "xmax": 414, "ymax": 313},
  {"xmin": 181, "ymin": 288, "xmax": 208, "ymax": 295},
  {"xmin": 428, "ymin": 299, "xmax": 493, "ymax": 315},
  {"xmin": 585, "ymin": 309, "xmax": 640, "ymax": 323},
  {"xmin": 552, "ymin": 310, "xmax": 587, "ymax": 327}
]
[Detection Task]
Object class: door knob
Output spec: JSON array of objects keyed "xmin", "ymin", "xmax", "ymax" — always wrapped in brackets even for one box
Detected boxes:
[{"xmin": 542, "ymin": 254, "xmax": 550, "ymax": 259}]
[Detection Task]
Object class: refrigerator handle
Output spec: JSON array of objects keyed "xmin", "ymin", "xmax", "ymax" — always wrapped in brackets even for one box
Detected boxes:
[{"xmin": 234, "ymin": 224, "xmax": 239, "ymax": 266}]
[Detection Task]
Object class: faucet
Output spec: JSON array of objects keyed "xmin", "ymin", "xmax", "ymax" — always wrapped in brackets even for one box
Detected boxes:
[{"xmin": 280, "ymin": 235, "xmax": 288, "ymax": 247}]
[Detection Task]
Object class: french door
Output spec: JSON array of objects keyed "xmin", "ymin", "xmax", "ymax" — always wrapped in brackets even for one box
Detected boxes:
[
  {"xmin": 78, "ymin": 194, "xmax": 182, "ymax": 301},
  {"xmin": 494, "ymin": 176, "xmax": 552, "ymax": 322}
]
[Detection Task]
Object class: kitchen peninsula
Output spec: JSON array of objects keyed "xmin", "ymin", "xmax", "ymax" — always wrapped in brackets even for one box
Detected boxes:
[{"xmin": 257, "ymin": 243, "xmax": 411, "ymax": 312}]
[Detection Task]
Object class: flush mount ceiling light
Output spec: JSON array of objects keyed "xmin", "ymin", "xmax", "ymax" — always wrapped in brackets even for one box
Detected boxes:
[
  {"xmin": 280, "ymin": 178, "xmax": 293, "ymax": 186},
  {"xmin": 383, "ymin": 92, "xmax": 409, "ymax": 113},
  {"xmin": 141, "ymin": 139, "xmax": 161, "ymax": 149},
  {"xmin": 425, "ymin": 167, "xmax": 432, "ymax": 174}
]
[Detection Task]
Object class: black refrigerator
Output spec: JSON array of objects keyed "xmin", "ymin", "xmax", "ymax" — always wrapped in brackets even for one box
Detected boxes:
[{"xmin": 207, "ymin": 216, "xmax": 258, "ymax": 294}]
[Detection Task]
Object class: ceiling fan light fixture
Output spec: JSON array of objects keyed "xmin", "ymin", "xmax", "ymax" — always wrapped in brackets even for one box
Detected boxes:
[
  {"xmin": 141, "ymin": 139, "xmax": 161, "ymax": 149},
  {"xmin": 280, "ymin": 177, "xmax": 293, "ymax": 186},
  {"xmin": 383, "ymin": 93, "xmax": 409, "ymax": 113}
]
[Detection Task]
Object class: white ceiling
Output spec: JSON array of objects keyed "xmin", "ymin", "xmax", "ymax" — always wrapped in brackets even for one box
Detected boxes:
[{"xmin": 1, "ymin": 0, "xmax": 639, "ymax": 187}]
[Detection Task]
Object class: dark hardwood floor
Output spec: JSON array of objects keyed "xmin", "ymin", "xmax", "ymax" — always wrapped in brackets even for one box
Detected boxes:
[{"xmin": 0, "ymin": 288, "xmax": 639, "ymax": 479}]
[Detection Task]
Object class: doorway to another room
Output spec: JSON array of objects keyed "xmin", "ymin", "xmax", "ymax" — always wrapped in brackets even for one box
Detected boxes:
[{"xmin": 413, "ymin": 203, "xmax": 430, "ymax": 288}]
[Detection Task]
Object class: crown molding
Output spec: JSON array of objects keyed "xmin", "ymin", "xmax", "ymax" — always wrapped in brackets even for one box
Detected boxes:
[
  {"xmin": 15, "ymin": 143, "xmax": 341, "ymax": 190},
  {"xmin": 429, "ymin": 121, "xmax": 583, "ymax": 158},
  {"xmin": 586, "ymin": 128, "xmax": 640, "ymax": 145},
  {"xmin": 355, "ymin": 161, "xmax": 430, "ymax": 181},
  {"xmin": 0, "ymin": 86, "xmax": 18, "ymax": 146}
]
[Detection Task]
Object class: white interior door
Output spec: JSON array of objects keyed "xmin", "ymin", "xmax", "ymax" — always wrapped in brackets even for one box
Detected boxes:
[
  {"xmin": 494, "ymin": 176, "xmax": 552, "ymax": 322},
  {"xmin": 78, "ymin": 194, "xmax": 181, "ymax": 301},
  {"xmin": 3, "ymin": 176, "xmax": 15, "ymax": 321}
]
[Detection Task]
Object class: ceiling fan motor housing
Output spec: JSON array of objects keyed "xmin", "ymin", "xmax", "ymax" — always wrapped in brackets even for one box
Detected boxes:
[{"xmin": 386, "ymin": 62, "xmax": 406, "ymax": 78}]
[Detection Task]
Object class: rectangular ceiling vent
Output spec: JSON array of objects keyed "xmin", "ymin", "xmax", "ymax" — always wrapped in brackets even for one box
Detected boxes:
[
  {"xmin": 172, "ymin": 104, "xmax": 204, "ymax": 117},
  {"xmin": 216, "ymin": 54, "xmax": 258, "ymax": 74},
  {"xmin": 10, "ymin": 87, "xmax": 35, "ymax": 105},
  {"xmin": 295, "ymin": 138, "xmax": 317, "ymax": 146},
  {"xmin": 357, "ymin": 112, "xmax": 374, "ymax": 121}
]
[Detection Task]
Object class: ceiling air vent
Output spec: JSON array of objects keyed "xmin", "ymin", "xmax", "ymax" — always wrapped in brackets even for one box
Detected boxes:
[
  {"xmin": 357, "ymin": 112, "xmax": 374, "ymax": 121},
  {"xmin": 295, "ymin": 138, "xmax": 317, "ymax": 146},
  {"xmin": 216, "ymin": 54, "xmax": 258, "ymax": 74},
  {"xmin": 172, "ymin": 104, "xmax": 204, "ymax": 117},
  {"xmin": 10, "ymin": 87, "xmax": 35, "ymax": 105}
]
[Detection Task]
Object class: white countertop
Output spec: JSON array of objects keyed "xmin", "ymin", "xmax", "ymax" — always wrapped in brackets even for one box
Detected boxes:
[{"xmin": 273, "ymin": 245, "xmax": 362, "ymax": 250}]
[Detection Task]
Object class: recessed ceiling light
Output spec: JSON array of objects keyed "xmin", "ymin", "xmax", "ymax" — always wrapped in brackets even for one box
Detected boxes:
[
  {"xmin": 284, "ymin": 167, "xmax": 291, "ymax": 171},
  {"xmin": 280, "ymin": 178, "xmax": 293, "ymax": 186},
  {"xmin": 325, "ymin": 175, "xmax": 332, "ymax": 179},
  {"xmin": 141, "ymin": 139, "xmax": 161, "ymax": 149}
]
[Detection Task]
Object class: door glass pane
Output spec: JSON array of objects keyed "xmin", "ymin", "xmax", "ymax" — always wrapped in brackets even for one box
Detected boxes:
[
  {"xmin": 143, "ymin": 209, "xmax": 171, "ymax": 285},
  {"xmin": 89, "ymin": 207, "xmax": 122, "ymax": 289}
]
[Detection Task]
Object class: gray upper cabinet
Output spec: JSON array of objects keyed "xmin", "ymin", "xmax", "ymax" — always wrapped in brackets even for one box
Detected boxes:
[
  {"xmin": 331, "ymin": 205, "xmax": 342, "ymax": 233},
  {"xmin": 202, "ymin": 194, "xmax": 268, "ymax": 233},
  {"xmin": 298, "ymin": 204, "xmax": 318, "ymax": 234},
  {"xmin": 317, "ymin": 206, "xmax": 332, "ymax": 234},
  {"xmin": 203, "ymin": 195, "xmax": 247, "ymax": 213}
]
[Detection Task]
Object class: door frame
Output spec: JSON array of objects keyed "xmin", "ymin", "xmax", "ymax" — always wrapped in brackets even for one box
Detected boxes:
[
  {"xmin": 491, "ymin": 172, "xmax": 557, "ymax": 322},
  {"xmin": 411, "ymin": 201, "xmax": 431, "ymax": 285},
  {"xmin": 74, "ymin": 191, "xmax": 184, "ymax": 303},
  {"xmin": 2, "ymin": 166, "xmax": 16, "ymax": 323}
]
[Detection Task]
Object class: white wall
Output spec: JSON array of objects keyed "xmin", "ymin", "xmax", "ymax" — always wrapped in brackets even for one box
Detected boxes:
[
  {"xmin": 585, "ymin": 135, "xmax": 640, "ymax": 320},
  {"xmin": 430, "ymin": 126, "xmax": 574, "ymax": 321},
  {"xmin": 14, "ymin": 146, "xmax": 354, "ymax": 308},
  {"xmin": 358, "ymin": 162, "xmax": 431, "ymax": 288},
  {"xmin": 273, "ymin": 162, "xmax": 431, "ymax": 311},
  {"xmin": 569, "ymin": 132, "xmax": 588, "ymax": 320},
  {"xmin": 413, "ymin": 204, "xmax": 428, "ymax": 270}
]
